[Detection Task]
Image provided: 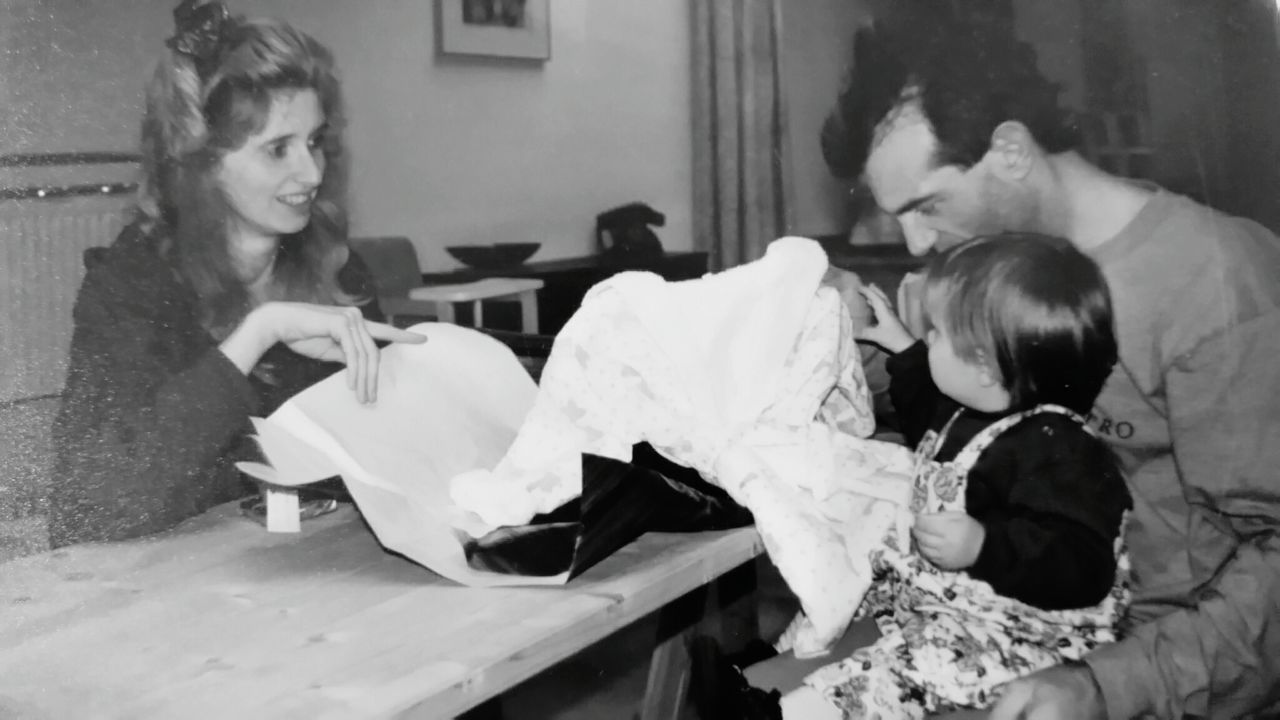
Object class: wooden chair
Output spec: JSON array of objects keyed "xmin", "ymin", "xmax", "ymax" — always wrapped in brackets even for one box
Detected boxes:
[
  {"xmin": 351, "ymin": 236, "xmax": 554, "ymax": 381},
  {"xmin": 351, "ymin": 236, "xmax": 544, "ymax": 333}
]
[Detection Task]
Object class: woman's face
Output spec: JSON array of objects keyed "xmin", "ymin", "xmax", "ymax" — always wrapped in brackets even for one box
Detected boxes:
[{"xmin": 216, "ymin": 88, "xmax": 327, "ymax": 245}]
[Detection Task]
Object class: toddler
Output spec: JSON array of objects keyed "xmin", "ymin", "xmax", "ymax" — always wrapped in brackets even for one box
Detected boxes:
[{"xmin": 787, "ymin": 233, "xmax": 1133, "ymax": 719}]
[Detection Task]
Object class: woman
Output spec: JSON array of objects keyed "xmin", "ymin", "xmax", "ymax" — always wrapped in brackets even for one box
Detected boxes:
[{"xmin": 49, "ymin": 0, "xmax": 424, "ymax": 546}]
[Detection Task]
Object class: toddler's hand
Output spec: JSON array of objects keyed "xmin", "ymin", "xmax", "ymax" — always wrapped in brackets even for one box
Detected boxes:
[
  {"xmin": 913, "ymin": 511, "xmax": 984, "ymax": 570},
  {"xmin": 855, "ymin": 284, "xmax": 916, "ymax": 354}
]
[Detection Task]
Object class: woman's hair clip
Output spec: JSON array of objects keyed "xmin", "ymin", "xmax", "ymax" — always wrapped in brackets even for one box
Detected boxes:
[{"xmin": 165, "ymin": 0, "xmax": 231, "ymax": 77}]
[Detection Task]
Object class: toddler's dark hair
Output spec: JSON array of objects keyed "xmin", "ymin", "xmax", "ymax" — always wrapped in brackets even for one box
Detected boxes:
[{"xmin": 921, "ymin": 233, "xmax": 1118, "ymax": 414}]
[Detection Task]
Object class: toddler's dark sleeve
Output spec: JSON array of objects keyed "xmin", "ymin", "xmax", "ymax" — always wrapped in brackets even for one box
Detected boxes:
[
  {"xmin": 885, "ymin": 340, "xmax": 946, "ymax": 449},
  {"xmin": 966, "ymin": 417, "xmax": 1132, "ymax": 610}
]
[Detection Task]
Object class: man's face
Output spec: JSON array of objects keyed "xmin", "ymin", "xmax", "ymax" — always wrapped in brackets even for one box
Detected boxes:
[{"xmin": 864, "ymin": 114, "xmax": 1021, "ymax": 256}]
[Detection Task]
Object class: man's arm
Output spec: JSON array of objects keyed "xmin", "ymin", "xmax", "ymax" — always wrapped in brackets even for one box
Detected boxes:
[
  {"xmin": 1085, "ymin": 535, "xmax": 1280, "ymax": 719},
  {"xmin": 992, "ymin": 310, "xmax": 1280, "ymax": 720},
  {"xmin": 1084, "ymin": 311, "xmax": 1280, "ymax": 719}
]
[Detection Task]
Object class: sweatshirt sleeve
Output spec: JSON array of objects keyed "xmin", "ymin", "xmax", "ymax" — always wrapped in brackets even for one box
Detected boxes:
[
  {"xmin": 50, "ymin": 263, "xmax": 258, "ymax": 545},
  {"xmin": 1084, "ymin": 310, "xmax": 1280, "ymax": 720},
  {"xmin": 966, "ymin": 418, "xmax": 1131, "ymax": 610}
]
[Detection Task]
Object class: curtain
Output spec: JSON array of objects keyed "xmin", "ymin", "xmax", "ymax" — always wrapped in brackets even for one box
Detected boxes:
[
  {"xmin": 690, "ymin": 0, "xmax": 793, "ymax": 271},
  {"xmin": 1221, "ymin": 0, "xmax": 1280, "ymax": 229}
]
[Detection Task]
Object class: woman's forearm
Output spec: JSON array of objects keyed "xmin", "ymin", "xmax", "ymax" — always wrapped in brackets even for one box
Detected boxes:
[{"xmin": 219, "ymin": 306, "xmax": 273, "ymax": 374}]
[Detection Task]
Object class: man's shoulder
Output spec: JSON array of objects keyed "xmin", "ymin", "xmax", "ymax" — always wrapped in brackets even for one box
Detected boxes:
[
  {"xmin": 1108, "ymin": 190, "xmax": 1280, "ymax": 293},
  {"xmin": 1164, "ymin": 194, "xmax": 1280, "ymax": 291},
  {"xmin": 1143, "ymin": 191, "xmax": 1277, "ymax": 255},
  {"xmin": 1110, "ymin": 190, "xmax": 1280, "ymax": 354}
]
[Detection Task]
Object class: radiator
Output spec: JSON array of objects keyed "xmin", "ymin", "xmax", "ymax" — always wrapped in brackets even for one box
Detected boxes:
[{"xmin": 1, "ymin": 197, "xmax": 128, "ymax": 404}]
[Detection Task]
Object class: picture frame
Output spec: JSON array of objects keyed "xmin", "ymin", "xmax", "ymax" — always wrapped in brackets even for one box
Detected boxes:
[{"xmin": 437, "ymin": 0, "xmax": 551, "ymax": 61}]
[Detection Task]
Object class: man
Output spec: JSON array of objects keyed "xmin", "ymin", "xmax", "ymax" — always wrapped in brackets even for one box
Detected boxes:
[{"xmin": 817, "ymin": 17, "xmax": 1280, "ymax": 720}]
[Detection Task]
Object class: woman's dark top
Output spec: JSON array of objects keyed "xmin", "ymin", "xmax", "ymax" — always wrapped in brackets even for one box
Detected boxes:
[
  {"xmin": 49, "ymin": 222, "xmax": 382, "ymax": 547},
  {"xmin": 887, "ymin": 341, "xmax": 1133, "ymax": 610}
]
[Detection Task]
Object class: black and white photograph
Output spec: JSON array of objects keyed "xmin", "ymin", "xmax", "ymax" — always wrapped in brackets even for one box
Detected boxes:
[
  {"xmin": 441, "ymin": 0, "xmax": 549, "ymax": 60},
  {"xmin": 462, "ymin": 0, "xmax": 528, "ymax": 29},
  {"xmin": 1, "ymin": 0, "xmax": 1278, "ymax": 719}
]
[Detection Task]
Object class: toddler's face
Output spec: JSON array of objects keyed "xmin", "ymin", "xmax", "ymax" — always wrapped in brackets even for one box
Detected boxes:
[{"xmin": 925, "ymin": 325, "xmax": 1010, "ymax": 413}]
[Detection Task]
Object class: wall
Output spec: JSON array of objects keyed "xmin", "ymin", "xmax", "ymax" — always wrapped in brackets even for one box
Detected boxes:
[
  {"xmin": 779, "ymin": 0, "xmax": 871, "ymax": 237},
  {"xmin": 1219, "ymin": 0, "xmax": 1280, "ymax": 229},
  {"xmin": 316, "ymin": 0, "xmax": 694, "ymax": 266},
  {"xmin": 1012, "ymin": 0, "xmax": 1086, "ymax": 109},
  {"xmin": 1012, "ymin": 0, "xmax": 1237, "ymax": 207},
  {"xmin": 1119, "ymin": 0, "xmax": 1232, "ymax": 204},
  {"xmin": 0, "ymin": 0, "xmax": 694, "ymax": 270}
]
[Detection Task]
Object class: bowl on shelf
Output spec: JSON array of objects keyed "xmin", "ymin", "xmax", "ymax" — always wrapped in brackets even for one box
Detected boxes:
[{"xmin": 445, "ymin": 243, "xmax": 541, "ymax": 270}]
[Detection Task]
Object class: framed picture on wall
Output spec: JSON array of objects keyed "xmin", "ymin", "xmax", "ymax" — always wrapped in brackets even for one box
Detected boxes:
[{"xmin": 438, "ymin": 0, "xmax": 551, "ymax": 60}]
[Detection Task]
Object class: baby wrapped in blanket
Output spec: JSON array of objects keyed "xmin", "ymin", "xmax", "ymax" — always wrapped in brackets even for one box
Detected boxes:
[{"xmin": 450, "ymin": 236, "xmax": 915, "ymax": 655}]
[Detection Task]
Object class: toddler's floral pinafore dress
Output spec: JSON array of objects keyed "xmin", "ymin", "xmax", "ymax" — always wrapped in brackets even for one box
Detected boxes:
[{"xmin": 804, "ymin": 404, "xmax": 1131, "ymax": 719}]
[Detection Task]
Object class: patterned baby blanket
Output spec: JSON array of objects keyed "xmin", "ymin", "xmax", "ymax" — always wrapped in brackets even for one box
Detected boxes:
[{"xmin": 449, "ymin": 236, "xmax": 914, "ymax": 654}]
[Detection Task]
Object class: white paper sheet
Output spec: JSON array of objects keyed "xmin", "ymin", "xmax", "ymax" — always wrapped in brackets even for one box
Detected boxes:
[{"xmin": 236, "ymin": 322, "xmax": 571, "ymax": 586}]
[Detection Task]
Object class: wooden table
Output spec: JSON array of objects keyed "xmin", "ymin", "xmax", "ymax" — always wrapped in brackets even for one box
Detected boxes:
[{"xmin": 0, "ymin": 503, "xmax": 762, "ymax": 719}]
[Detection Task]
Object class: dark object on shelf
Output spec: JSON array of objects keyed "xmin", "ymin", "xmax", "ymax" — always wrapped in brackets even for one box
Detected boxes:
[
  {"xmin": 596, "ymin": 202, "xmax": 665, "ymax": 259},
  {"xmin": 422, "ymin": 251, "xmax": 709, "ymax": 336},
  {"xmin": 445, "ymin": 242, "xmax": 541, "ymax": 269}
]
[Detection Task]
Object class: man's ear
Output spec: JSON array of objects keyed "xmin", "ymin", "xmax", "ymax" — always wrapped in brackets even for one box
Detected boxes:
[{"xmin": 987, "ymin": 121, "xmax": 1035, "ymax": 181}]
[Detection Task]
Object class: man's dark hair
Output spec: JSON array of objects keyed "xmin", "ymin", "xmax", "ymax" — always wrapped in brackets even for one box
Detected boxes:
[{"xmin": 821, "ymin": 12, "xmax": 1081, "ymax": 179}]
